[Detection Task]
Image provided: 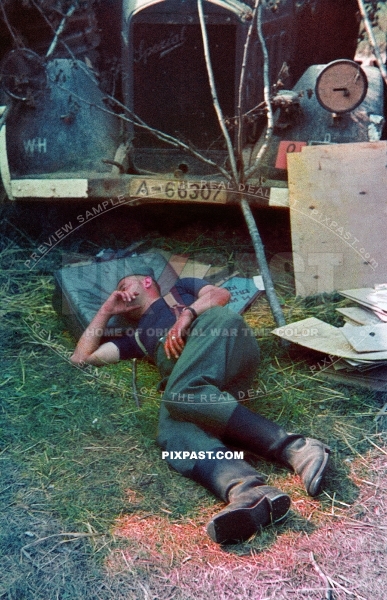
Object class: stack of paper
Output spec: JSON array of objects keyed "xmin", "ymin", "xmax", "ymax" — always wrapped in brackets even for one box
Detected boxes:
[
  {"xmin": 339, "ymin": 286, "xmax": 387, "ymax": 322},
  {"xmin": 272, "ymin": 316, "xmax": 387, "ymax": 371},
  {"xmin": 271, "ymin": 286, "xmax": 387, "ymax": 389},
  {"xmin": 271, "ymin": 287, "xmax": 387, "ymax": 391}
]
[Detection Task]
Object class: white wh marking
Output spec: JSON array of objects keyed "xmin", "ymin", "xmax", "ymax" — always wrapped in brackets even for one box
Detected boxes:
[{"xmin": 23, "ymin": 138, "xmax": 47, "ymax": 154}]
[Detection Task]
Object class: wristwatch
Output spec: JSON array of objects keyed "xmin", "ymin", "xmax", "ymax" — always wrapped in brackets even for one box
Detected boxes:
[{"xmin": 182, "ymin": 306, "xmax": 198, "ymax": 320}]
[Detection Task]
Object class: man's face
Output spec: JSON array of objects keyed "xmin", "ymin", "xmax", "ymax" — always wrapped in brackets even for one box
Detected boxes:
[
  {"xmin": 115, "ymin": 275, "xmax": 158, "ymax": 318},
  {"xmin": 116, "ymin": 276, "xmax": 147, "ymax": 310}
]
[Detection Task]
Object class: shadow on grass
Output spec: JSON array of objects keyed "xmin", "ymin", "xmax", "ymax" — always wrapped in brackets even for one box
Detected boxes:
[{"xmin": 217, "ymin": 510, "xmax": 317, "ymax": 558}]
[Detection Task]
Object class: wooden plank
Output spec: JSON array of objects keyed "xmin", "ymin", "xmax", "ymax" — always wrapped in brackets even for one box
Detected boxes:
[
  {"xmin": 336, "ymin": 306, "xmax": 383, "ymax": 326},
  {"xmin": 287, "ymin": 142, "xmax": 387, "ymax": 297},
  {"xmin": 342, "ymin": 322, "xmax": 387, "ymax": 353}
]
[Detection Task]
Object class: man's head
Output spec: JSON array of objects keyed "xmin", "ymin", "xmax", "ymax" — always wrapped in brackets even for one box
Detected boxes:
[
  {"xmin": 116, "ymin": 272, "xmax": 161, "ymax": 318},
  {"xmin": 116, "ymin": 274, "xmax": 160, "ymax": 295},
  {"xmin": 117, "ymin": 262, "xmax": 156, "ymax": 282}
]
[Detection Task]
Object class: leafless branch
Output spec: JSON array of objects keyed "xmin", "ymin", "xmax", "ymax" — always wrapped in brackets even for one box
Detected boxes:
[
  {"xmin": 45, "ymin": 2, "xmax": 77, "ymax": 58},
  {"xmin": 357, "ymin": 0, "xmax": 387, "ymax": 86},
  {"xmin": 245, "ymin": 3, "xmax": 274, "ymax": 180},
  {"xmin": 197, "ymin": 0, "xmax": 239, "ymax": 182},
  {"xmin": 0, "ymin": 0, "xmax": 22, "ymax": 47},
  {"xmin": 237, "ymin": 0, "xmax": 260, "ymax": 174},
  {"xmin": 240, "ymin": 198, "xmax": 286, "ymax": 328},
  {"xmin": 197, "ymin": 0, "xmax": 286, "ymax": 327},
  {"xmin": 238, "ymin": 3, "xmax": 286, "ymax": 329}
]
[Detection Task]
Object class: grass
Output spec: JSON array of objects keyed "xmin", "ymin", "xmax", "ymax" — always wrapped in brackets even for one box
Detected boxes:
[{"xmin": 1, "ymin": 202, "xmax": 387, "ymax": 598}]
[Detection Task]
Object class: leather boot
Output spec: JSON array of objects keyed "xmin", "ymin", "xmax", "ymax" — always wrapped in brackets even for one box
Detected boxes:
[
  {"xmin": 206, "ymin": 477, "xmax": 291, "ymax": 544},
  {"xmin": 191, "ymin": 449, "xmax": 290, "ymax": 544},
  {"xmin": 280, "ymin": 437, "xmax": 330, "ymax": 497},
  {"xmin": 223, "ymin": 405, "xmax": 330, "ymax": 497}
]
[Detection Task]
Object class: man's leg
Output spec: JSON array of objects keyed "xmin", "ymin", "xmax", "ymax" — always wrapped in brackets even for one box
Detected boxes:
[
  {"xmin": 222, "ymin": 406, "xmax": 330, "ymax": 497},
  {"xmin": 157, "ymin": 307, "xmax": 291, "ymax": 543},
  {"xmin": 160, "ymin": 307, "xmax": 329, "ymax": 497},
  {"xmin": 157, "ymin": 400, "xmax": 290, "ymax": 544},
  {"xmin": 161, "ymin": 307, "xmax": 260, "ymax": 433}
]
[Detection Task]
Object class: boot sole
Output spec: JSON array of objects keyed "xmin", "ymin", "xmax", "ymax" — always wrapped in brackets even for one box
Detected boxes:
[{"xmin": 206, "ymin": 488, "xmax": 291, "ymax": 544}]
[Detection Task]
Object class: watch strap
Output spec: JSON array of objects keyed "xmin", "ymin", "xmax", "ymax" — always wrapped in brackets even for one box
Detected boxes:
[{"xmin": 182, "ymin": 306, "xmax": 198, "ymax": 320}]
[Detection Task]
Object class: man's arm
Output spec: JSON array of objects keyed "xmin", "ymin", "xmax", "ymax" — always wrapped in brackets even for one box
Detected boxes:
[
  {"xmin": 164, "ymin": 284, "xmax": 230, "ymax": 359},
  {"xmin": 70, "ymin": 289, "xmax": 139, "ymax": 366},
  {"xmin": 70, "ymin": 312, "xmax": 120, "ymax": 367}
]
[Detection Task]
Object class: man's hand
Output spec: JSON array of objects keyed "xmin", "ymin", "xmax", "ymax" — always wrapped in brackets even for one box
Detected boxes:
[
  {"xmin": 164, "ymin": 311, "xmax": 193, "ymax": 359},
  {"xmin": 70, "ymin": 289, "xmax": 139, "ymax": 366},
  {"xmin": 163, "ymin": 285, "xmax": 231, "ymax": 360},
  {"xmin": 102, "ymin": 289, "xmax": 140, "ymax": 315}
]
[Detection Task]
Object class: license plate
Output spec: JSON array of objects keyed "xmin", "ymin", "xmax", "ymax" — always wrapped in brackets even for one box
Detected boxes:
[{"xmin": 129, "ymin": 178, "xmax": 228, "ymax": 204}]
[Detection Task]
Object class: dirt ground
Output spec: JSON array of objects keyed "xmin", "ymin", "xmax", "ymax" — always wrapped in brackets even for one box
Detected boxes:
[{"xmin": 1, "ymin": 449, "xmax": 387, "ymax": 599}]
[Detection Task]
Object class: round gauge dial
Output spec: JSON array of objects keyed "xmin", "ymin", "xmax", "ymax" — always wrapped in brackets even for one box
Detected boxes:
[{"xmin": 315, "ymin": 59, "xmax": 368, "ymax": 114}]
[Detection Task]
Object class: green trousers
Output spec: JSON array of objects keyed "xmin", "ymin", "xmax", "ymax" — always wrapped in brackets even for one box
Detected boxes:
[{"xmin": 156, "ymin": 306, "xmax": 260, "ymax": 476}]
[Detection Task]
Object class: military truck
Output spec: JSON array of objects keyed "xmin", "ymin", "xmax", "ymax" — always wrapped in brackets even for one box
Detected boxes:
[{"xmin": 0, "ymin": 0, "xmax": 383, "ymax": 207}]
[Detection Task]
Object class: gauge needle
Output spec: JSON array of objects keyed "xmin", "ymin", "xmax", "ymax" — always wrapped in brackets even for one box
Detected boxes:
[{"xmin": 333, "ymin": 87, "xmax": 350, "ymax": 97}]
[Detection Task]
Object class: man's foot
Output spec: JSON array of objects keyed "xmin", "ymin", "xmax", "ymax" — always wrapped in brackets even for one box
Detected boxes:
[
  {"xmin": 282, "ymin": 438, "xmax": 330, "ymax": 497},
  {"xmin": 206, "ymin": 483, "xmax": 290, "ymax": 544}
]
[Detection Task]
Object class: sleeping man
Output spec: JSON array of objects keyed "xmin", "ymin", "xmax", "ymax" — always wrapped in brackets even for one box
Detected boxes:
[{"xmin": 70, "ymin": 263, "xmax": 330, "ymax": 544}]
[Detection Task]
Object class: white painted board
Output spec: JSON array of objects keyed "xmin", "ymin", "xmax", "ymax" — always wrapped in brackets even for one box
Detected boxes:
[{"xmin": 287, "ymin": 142, "xmax": 387, "ymax": 297}]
